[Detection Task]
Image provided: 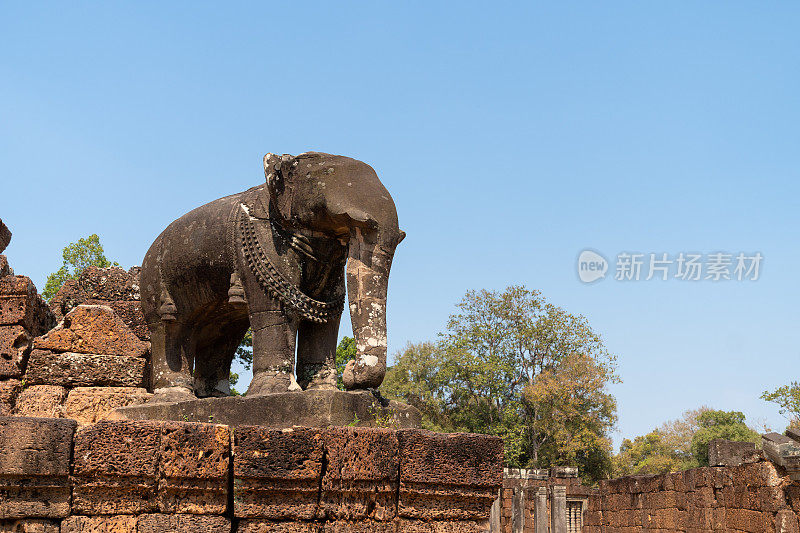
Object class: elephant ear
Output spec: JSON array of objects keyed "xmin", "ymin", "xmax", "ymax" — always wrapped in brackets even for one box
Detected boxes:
[{"xmin": 264, "ymin": 153, "xmax": 296, "ymax": 221}]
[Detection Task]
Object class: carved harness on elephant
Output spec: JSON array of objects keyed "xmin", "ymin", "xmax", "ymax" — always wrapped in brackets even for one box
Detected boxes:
[{"xmin": 236, "ymin": 205, "xmax": 344, "ymax": 323}]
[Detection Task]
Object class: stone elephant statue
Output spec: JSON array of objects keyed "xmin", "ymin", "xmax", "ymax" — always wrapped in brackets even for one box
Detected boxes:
[{"xmin": 140, "ymin": 152, "xmax": 404, "ymax": 402}]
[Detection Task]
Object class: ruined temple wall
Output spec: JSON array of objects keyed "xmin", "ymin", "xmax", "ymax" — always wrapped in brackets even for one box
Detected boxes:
[
  {"xmin": 494, "ymin": 442, "xmax": 800, "ymax": 533},
  {"xmin": 0, "ymin": 416, "xmax": 503, "ymax": 532},
  {"xmin": 582, "ymin": 459, "xmax": 800, "ymax": 532},
  {"xmin": 0, "ymin": 245, "xmax": 56, "ymax": 417},
  {"xmin": 498, "ymin": 467, "xmax": 592, "ymax": 533},
  {"xmin": 0, "ymin": 259, "xmax": 153, "ymax": 425}
]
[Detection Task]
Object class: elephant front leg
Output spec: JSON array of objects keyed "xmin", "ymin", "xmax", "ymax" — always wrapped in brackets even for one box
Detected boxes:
[
  {"xmin": 296, "ymin": 315, "xmax": 341, "ymax": 390},
  {"xmin": 246, "ymin": 309, "xmax": 300, "ymax": 396}
]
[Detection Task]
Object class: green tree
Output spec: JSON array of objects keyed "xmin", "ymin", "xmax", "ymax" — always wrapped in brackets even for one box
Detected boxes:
[
  {"xmin": 614, "ymin": 431, "xmax": 694, "ymax": 476},
  {"xmin": 230, "ymin": 329, "xmax": 253, "ymax": 395},
  {"xmin": 382, "ymin": 342, "xmax": 451, "ymax": 431},
  {"xmin": 523, "ymin": 352, "xmax": 617, "ymax": 481},
  {"xmin": 690, "ymin": 410, "xmax": 760, "ymax": 466},
  {"xmin": 236, "ymin": 329, "xmax": 253, "ymax": 370},
  {"xmin": 761, "ymin": 382, "xmax": 800, "ymax": 429},
  {"xmin": 613, "ymin": 407, "xmax": 760, "ymax": 475},
  {"xmin": 381, "ymin": 285, "xmax": 619, "ymax": 483},
  {"xmin": 42, "ymin": 235, "xmax": 117, "ymax": 300},
  {"xmin": 229, "ymin": 371, "xmax": 241, "ymax": 396},
  {"xmin": 335, "ymin": 336, "xmax": 356, "ymax": 390},
  {"xmin": 613, "ymin": 407, "xmax": 707, "ymax": 477}
]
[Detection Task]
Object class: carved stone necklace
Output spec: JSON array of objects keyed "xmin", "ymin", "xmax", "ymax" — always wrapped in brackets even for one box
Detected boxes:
[{"xmin": 237, "ymin": 205, "xmax": 344, "ymax": 323}]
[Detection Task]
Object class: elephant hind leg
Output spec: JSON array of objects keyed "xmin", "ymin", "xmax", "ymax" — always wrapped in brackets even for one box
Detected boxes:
[{"xmin": 148, "ymin": 320, "xmax": 195, "ymax": 402}]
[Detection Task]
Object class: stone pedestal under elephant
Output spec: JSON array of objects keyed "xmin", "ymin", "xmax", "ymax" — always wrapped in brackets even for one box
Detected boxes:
[{"xmin": 140, "ymin": 152, "xmax": 404, "ymax": 402}]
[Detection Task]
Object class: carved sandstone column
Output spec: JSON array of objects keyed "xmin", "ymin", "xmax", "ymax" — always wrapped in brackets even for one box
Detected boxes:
[
  {"xmin": 535, "ymin": 487, "xmax": 548, "ymax": 533},
  {"xmin": 489, "ymin": 492, "xmax": 501, "ymax": 532},
  {"xmin": 550, "ymin": 485, "xmax": 567, "ymax": 533},
  {"xmin": 512, "ymin": 486, "xmax": 525, "ymax": 532}
]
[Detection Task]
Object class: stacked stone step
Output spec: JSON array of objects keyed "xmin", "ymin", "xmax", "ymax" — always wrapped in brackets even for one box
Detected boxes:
[
  {"xmin": 0, "ymin": 416, "xmax": 504, "ymax": 532},
  {"xmin": 0, "ymin": 218, "xmax": 57, "ymax": 416},
  {"xmin": 14, "ymin": 265, "xmax": 152, "ymax": 424}
]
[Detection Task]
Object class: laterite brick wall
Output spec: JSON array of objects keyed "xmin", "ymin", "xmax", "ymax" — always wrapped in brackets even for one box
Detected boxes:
[
  {"xmin": 584, "ymin": 459, "xmax": 800, "ymax": 532},
  {"xmin": 0, "ymin": 416, "xmax": 503, "ymax": 532}
]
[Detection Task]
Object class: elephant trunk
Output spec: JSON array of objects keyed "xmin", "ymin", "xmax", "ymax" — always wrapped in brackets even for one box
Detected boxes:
[{"xmin": 342, "ymin": 227, "xmax": 397, "ymax": 390}]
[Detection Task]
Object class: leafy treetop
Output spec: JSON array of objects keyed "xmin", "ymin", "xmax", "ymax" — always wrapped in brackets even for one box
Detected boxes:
[
  {"xmin": 613, "ymin": 407, "xmax": 761, "ymax": 477},
  {"xmin": 42, "ymin": 234, "xmax": 117, "ymax": 300},
  {"xmin": 762, "ymin": 382, "xmax": 800, "ymax": 430},
  {"xmin": 381, "ymin": 285, "xmax": 619, "ymax": 483}
]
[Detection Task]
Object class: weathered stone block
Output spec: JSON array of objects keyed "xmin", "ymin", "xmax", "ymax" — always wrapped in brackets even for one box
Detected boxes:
[
  {"xmin": 0, "ymin": 416, "xmax": 75, "ymax": 519},
  {"xmin": 728, "ymin": 461, "xmax": 782, "ymax": 488},
  {"xmin": 0, "ymin": 256, "xmax": 11, "ymax": 278},
  {"xmin": 395, "ymin": 520, "xmax": 487, "ymax": 532},
  {"xmin": 606, "ymin": 509, "xmax": 636, "ymax": 528},
  {"xmin": 79, "ymin": 266, "xmax": 140, "ymax": 301},
  {"xmin": 0, "ymin": 325, "xmax": 32, "ymax": 378},
  {"xmin": 72, "ymin": 420, "xmax": 162, "ymax": 514},
  {"xmin": 775, "ymin": 509, "xmax": 800, "ymax": 533},
  {"xmin": 0, "ymin": 277, "xmax": 54, "ymax": 334},
  {"xmin": 34, "ymin": 305, "xmax": 148, "ymax": 357},
  {"xmin": 0, "ymin": 379, "xmax": 21, "ymax": 416},
  {"xmin": 25, "ymin": 350, "xmax": 146, "ymax": 387},
  {"xmin": 137, "ymin": 514, "xmax": 231, "ymax": 533},
  {"xmin": 13, "ymin": 385, "xmax": 66, "ymax": 418},
  {"xmin": 763, "ymin": 432, "xmax": 800, "ymax": 478},
  {"xmin": 237, "ymin": 521, "xmax": 322, "ymax": 533},
  {"xmin": 683, "ymin": 466, "xmax": 715, "ymax": 489},
  {"xmin": 86, "ymin": 299, "xmax": 149, "ymax": 341},
  {"xmin": 320, "ymin": 426, "xmax": 399, "ymax": 521},
  {"xmin": 49, "ymin": 267, "xmax": 141, "ymax": 322},
  {"xmin": 0, "ymin": 220, "xmax": 10, "ymax": 254},
  {"xmin": 158, "ymin": 422, "xmax": 230, "ymax": 514},
  {"xmin": 644, "ymin": 507, "xmax": 685, "ymax": 530},
  {"xmin": 324, "ymin": 521, "xmax": 399, "ymax": 532},
  {"xmin": 234, "ymin": 426, "xmax": 324, "ymax": 519},
  {"xmin": 786, "ymin": 484, "xmax": 800, "ymax": 512},
  {"xmin": 47, "ymin": 280, "xmax": 86, "ymax": 323},
  {"xmin": 0, "ymin": 519, "xmax": 59, "ymax": 532},
  {"xmin": 550, "ymin": 466, "xmax": 578, "ymax": 478},
  {"xmin": 642, "ymin": 490, "xmax": 685, "ymax": 509},
  {"xmin": 63, "ymin": 386, "xmax": 151, "ymax": 425},
  {"xmin": 601, "ymin": 492, "xmax": 635, "ymax": 512},
  {"xmin": 725, "ymin": 507, "xmax": 770, "ymax": 532},
  {"xmin": 111, "ymin": 389, "xmax": 421, "ymax": 429},
  {"xmin": 584, "ymin": 509, "xmax": 602, "ymax": 527},
  {"xmin": 686, "ymin": 507, "xmax": 713, "ymax": 530},
  {"xmin": 709, "ymin": 438, "xmax": 758, "ymax": 466},
  {"xmin": 60, "ymin": 515, "xmax": 138, "ymax": 532},
  {"xmin": 397, "ymin": 429, "xmax": 503, "ymax": 520},
  {"xmin": 73, "ymin": 420, "xmax": 230, "ymax": 515}
]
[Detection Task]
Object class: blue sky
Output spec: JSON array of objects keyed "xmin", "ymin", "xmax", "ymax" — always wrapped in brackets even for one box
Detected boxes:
[{"xmin": 2, "ymin": 3, "xmax": 798, "ymax": 446}]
